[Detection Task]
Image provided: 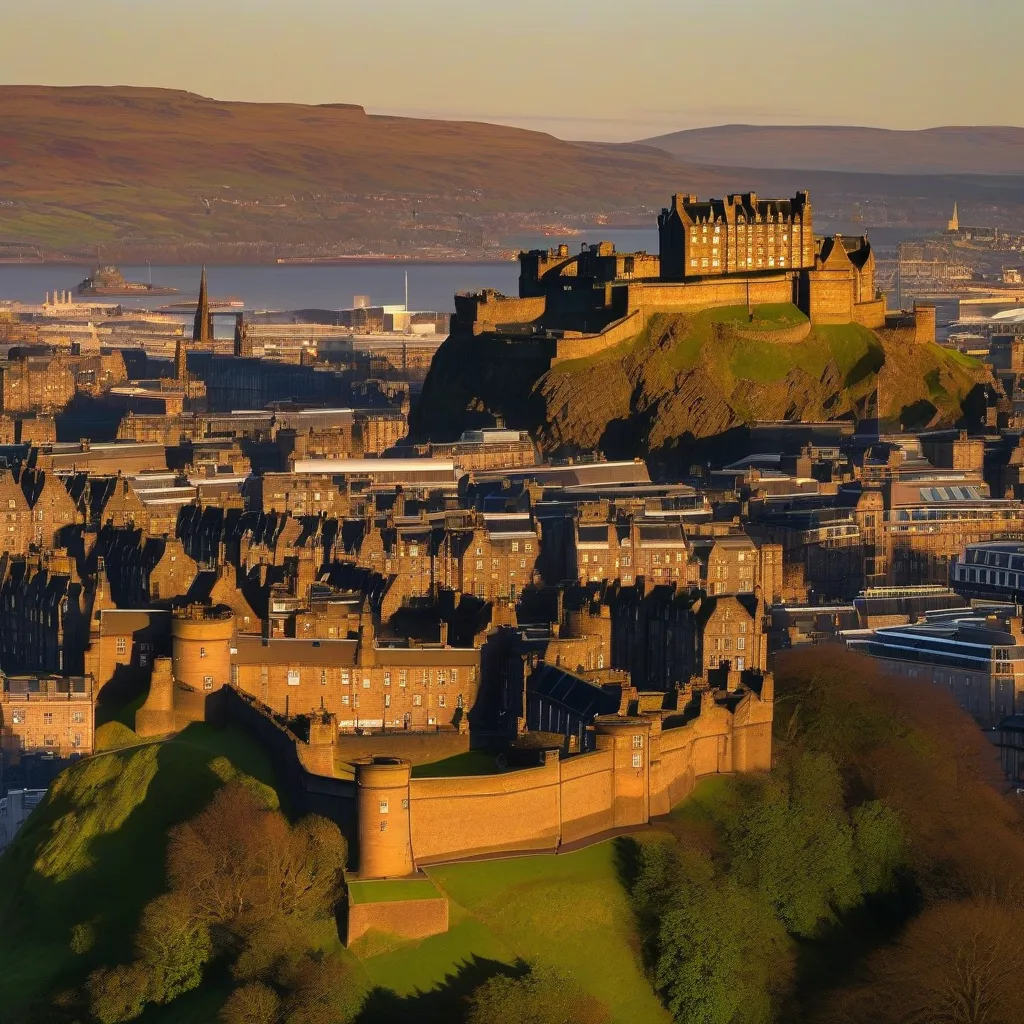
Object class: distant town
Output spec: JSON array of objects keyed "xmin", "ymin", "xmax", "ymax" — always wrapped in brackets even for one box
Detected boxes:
[{"xmin": 6, "ymin": 184, "xmax": 1024, "ymax": 1020}]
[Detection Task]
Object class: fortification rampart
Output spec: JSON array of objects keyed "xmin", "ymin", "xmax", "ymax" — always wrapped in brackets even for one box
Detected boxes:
[
  {"xmin": 215, "ymin": 680, "xmax": 772, "ymax": 880},
  {"xmin": 345, "ymin": 894, "xmax": 449, "ymax": 945},
  {"xmin": 730, "ymin": 320, "xmax": 812, "ymax": 344}
]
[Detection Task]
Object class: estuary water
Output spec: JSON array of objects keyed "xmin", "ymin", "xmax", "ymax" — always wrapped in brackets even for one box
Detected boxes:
[{"xmin": 0, "ymin": 224, "xmax": 921, "ymax": 314}]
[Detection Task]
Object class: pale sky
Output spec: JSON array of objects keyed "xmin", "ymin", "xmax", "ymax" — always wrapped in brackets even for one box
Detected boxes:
[{"xmin": 1, "ymin": 0, "xmax": 1020, "ymax": 140}]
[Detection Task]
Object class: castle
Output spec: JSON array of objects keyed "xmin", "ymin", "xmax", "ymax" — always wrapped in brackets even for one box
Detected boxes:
[
  {"xmin": 122, "ymin": 600, "xmax": 772, "ymax": 887},
  {"xmin": 455, "ymin": 190, "xmax": 932, "ymax": 366}
]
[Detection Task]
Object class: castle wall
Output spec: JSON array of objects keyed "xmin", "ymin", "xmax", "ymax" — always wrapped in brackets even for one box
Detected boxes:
[
  {"xmin": 409, "ymin": 754, "xmax": 563, "ymax": 863},
  {"xmin": 549, "ymin": 311, "xmax": 643, "ymax": 366},
  {"xmin": 345, "ymin": 895, "xmax": 449, "ymax": 945},
  {"xmin": 806, "ymin": 270, "xmax": 855, "ymax": 324},
  {"xmin": 853, "ymin": 297, "xmax": 887, "ymax": 330},
  {"xmin": 627, "ymin": 275, "xmax": 796, "ymax": 319}
]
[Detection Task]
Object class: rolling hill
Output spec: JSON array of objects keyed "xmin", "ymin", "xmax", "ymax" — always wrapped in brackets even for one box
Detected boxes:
[
  {"xmin": 0, "ymin": 85, "xmax": 724, "ymax": 258},
  {"xmin": 639, "ymin": 124, "xmax": 1024, "ymax": 176}
]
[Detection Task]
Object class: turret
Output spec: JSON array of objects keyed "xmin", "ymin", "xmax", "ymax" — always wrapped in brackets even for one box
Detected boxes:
[{"xmin": 354, "ymin": 757, "xmax": 414, "ymax": 878}]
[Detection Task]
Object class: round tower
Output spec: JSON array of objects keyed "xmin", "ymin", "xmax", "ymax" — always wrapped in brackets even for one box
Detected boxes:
[
  {"xmin": 171, "ymin": 604, "xmax": 234, "ymax": 693},
  {"xmin": 354, "ymin": 756, "xmax": 413, "ymax": 878},
  {"xmin": 913, "ymin": 302, "xmax": 936, "ymax": 345}
]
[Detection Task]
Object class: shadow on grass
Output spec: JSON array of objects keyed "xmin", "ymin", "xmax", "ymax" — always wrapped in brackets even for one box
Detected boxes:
[{"xmin": 355, "ymin": 955, "xmax": 527, "ymax": 1024}]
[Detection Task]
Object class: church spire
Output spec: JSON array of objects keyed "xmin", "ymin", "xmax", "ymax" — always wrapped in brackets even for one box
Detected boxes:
[
  {"xmin": 947, "ymin": 202, "xmax": 960, "ymax": 233},
  {"xmin": 193, "ymin": 265, "xmax": 212, "ymax": 345}
]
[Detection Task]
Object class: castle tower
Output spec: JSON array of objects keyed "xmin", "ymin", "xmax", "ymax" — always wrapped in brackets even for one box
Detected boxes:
[
  {"xmin": 193, "ymin": 265, "xmax": 213, "ymax": 345},
  {"xmin": 353, "ymin": 756, "xmax": 414, "ymax": 877},
  {"xmin": 171, "ymin": 604, "xmax": 234, "ymax": 694},
  {"xmin": 948, "ymin": 202, "xmax": 960, "ymax": 233}
]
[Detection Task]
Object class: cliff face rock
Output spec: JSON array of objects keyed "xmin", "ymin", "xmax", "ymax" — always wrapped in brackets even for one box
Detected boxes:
[{"xmin": 412, "ymin": 306, "xmax": 993, "ymax": 466}]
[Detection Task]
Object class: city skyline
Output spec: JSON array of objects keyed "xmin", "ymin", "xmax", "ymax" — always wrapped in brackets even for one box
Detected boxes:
[{"xmin": 2, "ymin": 0, "xmax": 1021, "ymax": 141}]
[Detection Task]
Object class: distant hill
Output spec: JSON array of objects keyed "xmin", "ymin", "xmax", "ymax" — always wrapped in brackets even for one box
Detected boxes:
[
  {"xmin": 640, "ymin": 124, "xmax": 1024, "ymax": 176},
  {"xmin": 0, "ymin": 85, "xmax": 725, "ymax": 258}
]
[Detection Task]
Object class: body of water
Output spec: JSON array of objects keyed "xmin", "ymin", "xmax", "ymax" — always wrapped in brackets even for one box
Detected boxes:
[
  {"xmin": 0, "ymin": 262, "xmax": 521, "ymax": 314},
  {"xmin": 0, "ymin": 222, "xmax": 936, "ymax": 314}
]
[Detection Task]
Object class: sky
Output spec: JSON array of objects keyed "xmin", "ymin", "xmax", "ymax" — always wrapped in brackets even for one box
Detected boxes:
[{"xmin": 1, "ymin": 0, "xmax": 1020, "ymax": 141}]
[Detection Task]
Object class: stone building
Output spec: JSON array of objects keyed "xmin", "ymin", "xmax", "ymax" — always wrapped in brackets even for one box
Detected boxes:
[
  {"xmin": 0, "ymin": 673, "xmax": 94, "ymax": 762},
  {"xmin": 658, "ymin": 191, "xmax": 815, "ymax": 280}
]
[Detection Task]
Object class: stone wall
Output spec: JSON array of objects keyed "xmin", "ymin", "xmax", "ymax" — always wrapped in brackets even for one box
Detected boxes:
[
  {"xmin": 345, "ymin": 894, "xmax": 449, "ymax": 945},
  {"xmin": 335, "ymin": 729, "xmax": 470, "ymax": 766}
]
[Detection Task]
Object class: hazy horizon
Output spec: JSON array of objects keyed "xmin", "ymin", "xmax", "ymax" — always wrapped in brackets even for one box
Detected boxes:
[{"xmin": 3, "ymin": 0, "xmax": 1021, "ymax": 141}]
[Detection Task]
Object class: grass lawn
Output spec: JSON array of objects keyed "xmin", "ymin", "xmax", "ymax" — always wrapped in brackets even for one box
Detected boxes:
[
  {"xmin": 350, "ymin": 879, "xmax": 440, "ymax": 904},
  {"xmin": 353, "ymin": 840, "xmax": 670, "ymax": 1023},
  {"xmin": 411, "ymin": 751, "xmax": 501, "ymax": 778},
  {"xmin": 0, "ymin": 723, "xmax": 280, "ymax": 1021}
]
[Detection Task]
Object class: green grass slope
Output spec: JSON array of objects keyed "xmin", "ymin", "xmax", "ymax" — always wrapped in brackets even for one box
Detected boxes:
[
  {"xmin": 415, "ymin": 302, "xmax": 990, "ymax": 467},
  {"xmin": 0, "ymin": 724, "xmax": 279, "ymax": 1020},
  {"xmin": 356, "ymin": 842, "xmax": 670, "ymax": 1024}
]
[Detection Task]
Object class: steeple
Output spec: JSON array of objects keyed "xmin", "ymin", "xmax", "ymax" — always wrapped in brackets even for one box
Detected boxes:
[
  {"xmin": 947, "ymin": 202, "xmax": 960, "ymax": 233},
  {"xmin": 193, "ymin": 265, "xmax": 212, "ymax": 345}
]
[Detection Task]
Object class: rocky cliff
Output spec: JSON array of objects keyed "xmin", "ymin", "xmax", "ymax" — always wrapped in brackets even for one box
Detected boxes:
[{"xmin": 412, "ymin": 305, "xmax": 992, "ymax": 469}]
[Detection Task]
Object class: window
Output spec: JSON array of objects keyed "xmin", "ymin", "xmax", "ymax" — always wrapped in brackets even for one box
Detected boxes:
[
  {"xmin": 341, "ymin": 671, "xmax": 350, "ymax": 686},
  {"xmin": 11, "ymin": 710, "xmax": 23, "ymax": 725},
  {"xmin": 632, "ymin": 753, "xmax": 643, "ymax": 768},
  {"xmin": 43, "ymin": 712, "xmax": 53, "ymax": 725},
  {"xmin": 384, "ymin": 671, "xmax": 391, "ymax": 686},
  {"xmin": 737, "ymin": 636, "xmax": 746, "ymax": 651},
  {"xmin": 384, "ymin": 693, "xmax": 391, "ymax": 708},
  {"xmin": 362, "ymin": 678, "xmax": 370, "ymax": 689},
  {"xmin": 512, "ymin": 541, "xmax": 519, "ymax": 553},
  {"xmin": 320, "ymin": 669, "xmax": 327, "ymax": 686},
  {"xmin": 379, "ymin": 800, "xmax": 389, "ymax": 814},
  {"xmin": 72, "ymin": 711, "xmax": 85, "ymax": 724},
  {"xmin": 342, "ymin": 695, "xmax": 350, "ymax": 706},
  {"xmin": 44, "ymin": 736, "xmax": 55, "ymax": 747},
  {"xmin": 72, "ymin": 733, "xmax": 82, "ymax": 747},
  {"xmin": 399, "ymin": 670, "xmax": 407, "ymax": 688},
  {"xmin": 632, "ymin": 734, "xmax": 643, "ymax": 749},
  {"xmin": 287, "ymin": 669, "xmax": 300, "ymax": 686},
  {"xmin": 379, "ymin": 821, "xmax": 387, "ymax": 831},
  {"xmin": 737, "ymin": 657, "xmax": 745, "ymax": 672},
  {"xmin": 438, "ymin": 694, "xmax": 446, "ymax": 708},
  {"xmin": 200, "ymin": 647, "xmax": 207, "ymax": 659},
  {"xmin": 116, "ymin": 637, "xmax": 127, "ymax": 655},
  {"xmin": 413, "ymin": 694, "xmax": 422, "ymax": 706},
  {"xmin": 451, "ymin": 669, "xmax": 458, "ymax": 685},
  {"xmin": 204, "ymin": 676, "xmax": 214, "ymax": 690}
]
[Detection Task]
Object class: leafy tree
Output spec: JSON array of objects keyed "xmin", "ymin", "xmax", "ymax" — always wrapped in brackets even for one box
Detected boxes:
[
  {"xmin": 653, "ymin": 871, "xmax": 791, "ymax": 1024},
  {"xmin": 221, "ymin": 982, "xmax": 281, "ymax": 1024},
  {"xmin": 133, "ymin": 892, "xmax": 212, "ymax": 1004},
  {"xmin": 466, "ymin": 966, "xmax": 608, "ymax": 1024},
  {"xmin": 87, "ymin": 963, "xmax": 152, "ymax": 1024}
]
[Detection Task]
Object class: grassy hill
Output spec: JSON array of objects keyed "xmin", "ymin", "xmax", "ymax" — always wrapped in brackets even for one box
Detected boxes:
[
  {"xmin": 0, "ymin": 85, "xmax": 724, "ymax": 258},
  {"xmin": 640, "ymin": 124, "xmax": 1024, "ymax": 176},
  {"xmin": 413, "ymin": 304, "xmax": 992, "ymax": 465},
  {"xmin": 0, "ymin": 720, "xmax": 664, "ymax": 1024}
]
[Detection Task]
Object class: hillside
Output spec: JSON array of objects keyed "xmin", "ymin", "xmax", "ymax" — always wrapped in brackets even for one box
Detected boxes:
[
  {"xmin": 0, "ymin": 85, "xmax": 724, "ymax": 259},
  {"xmin": 412, "ymin": 305, "xmax": 992, "ymax": 465},
  {"xmin": 640, "ymin": 124, "xmax": 1024, "ymax": 176}
]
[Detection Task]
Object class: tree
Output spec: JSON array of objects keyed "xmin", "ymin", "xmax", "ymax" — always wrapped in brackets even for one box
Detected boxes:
[
  {"xmin": 466, "ymin": 966, "xmax": 608, "ymax": 1024},
  {"xmin": 134, "ymin": 892, "xmax": 212, "ymax": 1004},
  {"xmin": 87, "ymin": 963, "xmax": 152, "ymax": 1024},
  {"xmin": 821, "ymin": 900, "xmax": 1024, "ymax": 1024},
  {"xmin": 221, "ymin": 982, "xmax": 281, "ymax": 1024}
]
